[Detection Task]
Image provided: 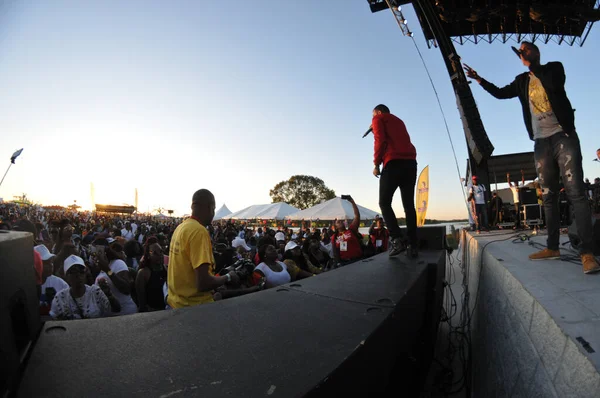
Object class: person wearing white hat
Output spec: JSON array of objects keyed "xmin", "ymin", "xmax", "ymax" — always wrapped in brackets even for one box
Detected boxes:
[
  {"xmin": 231, "ymin": 237, "xmax": 251, "ymax": 252},
  {"xmin": 34, "ymin": 244, "xmax": 68, "ymax": 316},
  {"xmin": 274, "ymin": 231, "xmax": 285, "ymax": 243},
  {"xmin": 50, "ymin": 255, "xmax": 121, "ymax": 320},
  {"xmin": 282, "ymin": 241, "xmax": 322, "ymax": 277}
]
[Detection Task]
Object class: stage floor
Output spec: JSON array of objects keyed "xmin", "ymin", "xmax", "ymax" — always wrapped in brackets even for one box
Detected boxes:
[{"xmin": 466, "ymin": 229, "xmax": 600, "ymax": 396}]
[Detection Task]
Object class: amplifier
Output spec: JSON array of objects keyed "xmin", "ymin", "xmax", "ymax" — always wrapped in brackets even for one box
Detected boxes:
[
  {"xmin": 519, "ymin": 188, "xmax": 538, "ymax": 205},
  {"xmin": 523, "ymin": 204, "xmax": 543, "ymax": 226}
]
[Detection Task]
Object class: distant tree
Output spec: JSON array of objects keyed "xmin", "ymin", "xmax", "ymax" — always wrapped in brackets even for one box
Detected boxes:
[{"xmin": 269, "ymin": 175, "xmax": 336, "ymax": 210}]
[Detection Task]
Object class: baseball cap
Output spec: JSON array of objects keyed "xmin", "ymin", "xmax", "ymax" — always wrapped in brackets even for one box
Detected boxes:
[
  {"xmin": 285, "ymin": 241, "xmax": 300, "ymax": 252},
  {"xmin": 34, "ymin": 244, "xmax": 56, "ymax": 261},
  {"xmin": 64, "ymin": 255, "xmax": 86, "ymax": 274},
  {"xmin": 471, "ymin": 175, "xmax": 478, "ymax": 180},
  {"xmin": 231, "ymin": 237, "xmax": 251, "ymax": 252},
  {"xmin": 275, "ymin": 231, "xmax": 285, "ymax": 242}
]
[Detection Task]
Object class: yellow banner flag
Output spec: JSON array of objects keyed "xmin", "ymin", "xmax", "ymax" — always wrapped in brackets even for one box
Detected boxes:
[{"xmin": 416, "ymin": 166, "xmax": 429, "ymax": 227}]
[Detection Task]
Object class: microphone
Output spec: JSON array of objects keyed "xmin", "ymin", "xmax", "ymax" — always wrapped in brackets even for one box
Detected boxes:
[{"xmin": 362, "ymin": 126, "xmax": 373, "ymax": 138}]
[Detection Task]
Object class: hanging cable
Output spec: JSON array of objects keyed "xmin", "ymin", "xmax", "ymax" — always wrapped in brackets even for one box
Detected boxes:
[{"xmin": 408, "ymin": 35, "xmax": 472, "ymax": 217}]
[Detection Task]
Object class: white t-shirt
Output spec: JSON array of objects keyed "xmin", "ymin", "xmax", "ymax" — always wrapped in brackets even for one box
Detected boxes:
[
  {"xmin": 40, "ymin": 275, "xmax": 69, "ymax": 306},
  {"xmin": 256, "ymin": 261, "xmax": 291, "ymax": 288},
  {"xmin": 121, "ymin": 229, "xmax": 135, "ymax": 241},
  {"xmin": 95, "ymin": 259, "xmax": 138, "ymax": 316},
  {"xmin": 469, "ymin": 184, "xmax": 486, "ymax": 205},
  {"xmin": 510, "ymin": 186, "xmax": 520, "ymax": 203},
  {"xmin": 50, "ymin": 285, "xmax": 111, "ymax": 320}
]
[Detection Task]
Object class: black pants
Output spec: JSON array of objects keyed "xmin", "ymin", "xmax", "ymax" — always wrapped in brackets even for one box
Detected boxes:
[
  {"xmin": 514, "ymin": 202, "xmax": 521, "ymax": 228},
  {"xmin": 379, "ymin": 159, "xmax": 418, "ymax": 246},
  {"xmin": 534, "ymin": 131, "xmax": 593, "ymax": 253}
]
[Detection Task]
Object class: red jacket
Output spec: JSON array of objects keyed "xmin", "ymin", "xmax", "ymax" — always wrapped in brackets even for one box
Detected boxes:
[{"xmin": 372, "ymin": 113, "xmax": 416, "ymax": 167}]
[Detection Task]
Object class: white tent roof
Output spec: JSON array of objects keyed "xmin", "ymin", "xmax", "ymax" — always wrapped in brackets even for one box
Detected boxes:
[
  {"xmin": 254, "ymin": 202, "xmax": 299, "ymax": 220},
  {"xmin": 285, "ymin": 197, "xmax": 379, "ymax": 221},
  {"xmin": 227, "ymin": 204, "xmax": 272, "ymax": 220},
  {"xmin": 213, "ymin": 204, "xmax": 232, "ymax": 221}
]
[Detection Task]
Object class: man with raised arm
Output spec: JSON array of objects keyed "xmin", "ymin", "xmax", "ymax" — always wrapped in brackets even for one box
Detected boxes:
[{"xmin": 464, "ymin": 42, "xmax": 599, "ymax": 274}]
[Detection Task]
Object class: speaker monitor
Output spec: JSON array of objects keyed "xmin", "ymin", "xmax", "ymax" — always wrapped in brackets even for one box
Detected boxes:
[
  {"xmin": 568, "ymin": 217, "xmax": 600, "ymax": 256},
  {"xmin": 399, "ymin": 225, "xmax": 448, "ymax": 251},
  {"xmin": 18, "ymin": 250, "xmax": 446, "ymax": 397},
  {"xmin": 0, "ymin": 231, "xmax": 42, "ymax": 396}
]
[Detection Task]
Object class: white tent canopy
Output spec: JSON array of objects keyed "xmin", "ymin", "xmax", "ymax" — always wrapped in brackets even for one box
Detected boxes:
[
  {"xmin": 285, "ymin": 197, "xmax": 379, "ymax": 221},
  {"xmin": 213, "ymin": 204, "xmax": 232, "ymax": 221},
  {"xmin": 227, "ymin": 203, "xmax": 300, "ymax": 220},
  {"xmin": 254, "ymin": 202, "xmax": 299, "ymax": 220},
  {"xmin": 227, "ymin": 204, "xmax": 271, "ymax": 220}
]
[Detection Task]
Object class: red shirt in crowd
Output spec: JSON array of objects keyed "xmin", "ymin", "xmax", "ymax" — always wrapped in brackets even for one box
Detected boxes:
[
  {"xmin": 372, "ymin": 113, "xmax": 417, "ymax": 168},
  {"xmin": 370, "ymin": 228, "xmax": 389, "ymax": 251},
  {"xmin": 332, "ymin": 220, "xmax": 362, "ymax": 261},
  {"xmin": 33, "ymin": 250, "xmax": 43, "ymax": 286}
]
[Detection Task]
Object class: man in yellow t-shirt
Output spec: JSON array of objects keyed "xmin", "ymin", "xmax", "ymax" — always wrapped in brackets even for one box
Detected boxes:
[{"xmin": 167, "ymin": 189, "xmax": 239, "ymax": 309}]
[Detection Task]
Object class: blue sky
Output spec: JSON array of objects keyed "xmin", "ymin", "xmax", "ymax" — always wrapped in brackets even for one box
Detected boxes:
[{"xmin": 1, "ymin": 1, "xmax": 599, "ymax": 219}]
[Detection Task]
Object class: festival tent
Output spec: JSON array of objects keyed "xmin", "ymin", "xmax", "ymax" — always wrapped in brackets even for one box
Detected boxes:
[
  {"xmin": 285, "ymin": 197, "xmax": 379, "ymax": 221},
  {"xmin": 213, "ymin": 204, "xmax": 233, "ymax": 221},
  {"xmin": 227, "ymin": 204, "xmax": 272, "ymax": 220},
  {"xmin": 254, "ymin": 202, "xmax": 299, "ymax": 220}
]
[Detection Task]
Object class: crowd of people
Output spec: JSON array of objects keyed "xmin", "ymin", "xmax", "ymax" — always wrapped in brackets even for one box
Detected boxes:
[{"xmin": 0, "ymin": 192, "xmax": 393, "ymax": 321}]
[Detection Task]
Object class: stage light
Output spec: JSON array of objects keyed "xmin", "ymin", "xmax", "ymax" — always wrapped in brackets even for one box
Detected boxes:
[{"xmin": 401, "ymin": 19, "xmax": 407, "ymax": 24}]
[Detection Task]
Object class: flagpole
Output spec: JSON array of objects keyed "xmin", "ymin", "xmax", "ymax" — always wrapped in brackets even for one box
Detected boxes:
[
  {"xmin": 0, "ymin": 163, "xmax": 12, "ymax": 189},
  {"xmin": 1, "ymin": 148, "xmax": 24, "ymax": 190}
]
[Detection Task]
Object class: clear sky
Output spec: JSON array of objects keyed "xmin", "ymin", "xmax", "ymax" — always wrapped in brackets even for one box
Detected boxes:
[{"xmin": 1, "ymin": 1, "xmax": 599, "ymax": 219}]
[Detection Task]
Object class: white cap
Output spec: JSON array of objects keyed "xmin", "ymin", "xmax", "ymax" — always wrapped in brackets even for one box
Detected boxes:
[
  {"xmin": 231, "ymin": 237, "xmax": 251, "ymax": 252},
  {"xmin": 285, "ymin": 241, "xmax": 299, "ymax": 252},
  {"xmin": 291, "ymin": 234, "xmax": 298, "ymax": 240},
  {"xmin": 34, "ymin": 244, "xmax": 55, "ymax": 261},
  {"xmin": 275, "ymin": 232, "xmax": 285, "ymax": 241},
  {"xmin": 63, "ymin": 255, "xmax": 86, "ymax": 274}
]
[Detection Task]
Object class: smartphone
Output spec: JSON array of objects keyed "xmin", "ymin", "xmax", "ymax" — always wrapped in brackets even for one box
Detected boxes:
[
  {"xmin": 511, "ymin": 46, "xmax": 522, "ymax": 58},
  {"xmin": 341, "ymin": 195, "xmax": 352, "ymax": 201}
]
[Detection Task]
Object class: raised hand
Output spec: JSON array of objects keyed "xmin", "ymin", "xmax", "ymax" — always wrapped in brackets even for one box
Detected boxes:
[{"xmin": 463, "ymin": 64, "xmax": 482, "ymax": 82}]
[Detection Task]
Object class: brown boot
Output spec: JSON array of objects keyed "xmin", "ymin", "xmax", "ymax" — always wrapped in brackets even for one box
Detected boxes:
[
  {"xmin": 581, "ymin": 254, "xmax": 600, "ymax": 274},
  {"xmin": 528, "ymin": 248, "xmax": 561, "ymax": 261}
]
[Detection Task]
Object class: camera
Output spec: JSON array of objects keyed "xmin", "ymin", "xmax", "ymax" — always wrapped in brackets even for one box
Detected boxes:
[
  {"xmin": 341, "ymin": 195, "xmax": 352, "ymax": 201},
  {"xmin": 218, "ymin": 258, "xmax": 256, "ymax": 281}
]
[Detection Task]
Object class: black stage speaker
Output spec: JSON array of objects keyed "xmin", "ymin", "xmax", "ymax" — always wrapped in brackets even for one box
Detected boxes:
[
  {"xmin": 18, "ymin": 251, "xmax": 446, "ymax": 397},
  {"xmin": 399, "ymin": 225, "xmax": 448, "ymax": 251},
  {"xmin": 519, "ymin": 188, "xmax": 538, "ymax": 205},
  {"xmin": 569, "ymin": 217, "xmax": 600, "ymax": 256},
  {"xmin": 0, "ymin": 231, "xmax": 42, "ymax": 396}
]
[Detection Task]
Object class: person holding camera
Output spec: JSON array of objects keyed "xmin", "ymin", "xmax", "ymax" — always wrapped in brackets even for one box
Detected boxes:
[
  {"xmin": 167, "ymin": 189, "xmax": 239, "ymax": 309},
  {"xmin": 464, "ymin": 42, "xmax": 600, "ymax": 274},
  {"xmin": 371, "ymin": 104, "xmax": 418, "ymax": 258}
]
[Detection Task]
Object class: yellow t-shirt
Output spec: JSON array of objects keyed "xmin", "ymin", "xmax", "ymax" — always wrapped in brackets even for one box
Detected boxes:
[{"xmin": 167, "ymin": 218, "xmax": 215, "ymax": 308}]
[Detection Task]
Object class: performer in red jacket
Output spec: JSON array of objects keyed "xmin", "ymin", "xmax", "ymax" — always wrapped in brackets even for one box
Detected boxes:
[{"xmin": 372, "ymin": 104, "xmax": 418, "ymax": 258}]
